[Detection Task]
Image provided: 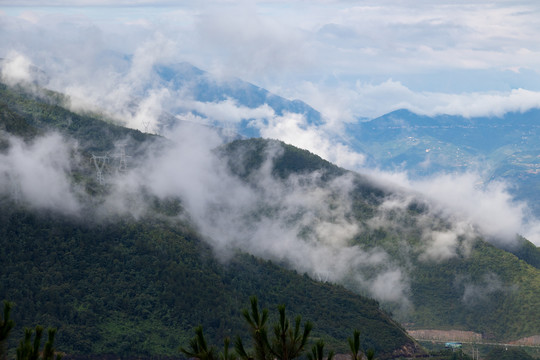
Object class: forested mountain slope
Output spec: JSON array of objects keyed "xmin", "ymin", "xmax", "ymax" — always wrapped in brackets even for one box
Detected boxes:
[
  {"xmin": 1, "ymin": 80, "xmax": 539, "ymax": 355},
  {"xmin": 0, "ymin": 208, "xmax": 417, "ymax": 358},
  {"xmin": 217, "ymin": 139, "xmax": 540, "ymax": 342},
  {"xmin": 0, "ymin": 81, "xmax": 419, "ymax": 358}
]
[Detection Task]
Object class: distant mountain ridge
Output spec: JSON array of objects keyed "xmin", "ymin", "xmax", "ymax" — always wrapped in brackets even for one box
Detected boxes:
[
  {"xmin": 153, "ymin": 62, "xmax": 322, "ymax": 136},
  {"xmin": 150, "ymin": 62, "xmax": 540, "ymax": 218},
  {"xmin": 345, "ymin": 108, "xmax": 540, "ymax": 215}
]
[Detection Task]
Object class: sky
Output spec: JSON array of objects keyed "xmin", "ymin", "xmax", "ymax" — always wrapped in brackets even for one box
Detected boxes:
[{"xmin": 2, "ymin": 0, "xmax": 540, "ymax": 121}]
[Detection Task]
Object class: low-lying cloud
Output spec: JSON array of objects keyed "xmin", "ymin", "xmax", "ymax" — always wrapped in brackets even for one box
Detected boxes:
[
  {"xmin": 131, "ymin": 125, "xmax": 410, "ymax": 310},
  {"xmin": 0, "ymin": 51, "xmax": 34, "ymax": 86},
  {"xmin": 457, "ymin": 273, "xmax": 517, "ymax": 306},
  {"xmin": 1, "ymin": 3, "xmax": 539, "ymax": 315},
  {"xmin": 1, "ymin": 111, "xmax": 537, "ymax": 314},
  {"xmin": 0, "ymin": 133, "xmax": 81, "ymax": 214},
  {"xmin": 285, "ymin": 79, "xmax": 540, "ymax": 121}
]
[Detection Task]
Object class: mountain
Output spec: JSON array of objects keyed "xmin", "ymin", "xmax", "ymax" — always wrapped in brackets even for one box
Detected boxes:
[
  {"xmin": 1, "ymin": 79, "xmax": 539, "ymax": 355},
  {"xmin": 150, "ymin": 62, "xmax": 540, "ymax": 220},
  {"xmin": 0, "ymin": 81, "xmax": 420, "ymax": 359},
  {"xmin": 153, "ymin": 62, "xmax": 322, "ymax": 136},
  {"xmin": 345, "ymin": 109, "xmax": 540, "ymax": 216},
  {"xmin": 217, "ymin": 138, "xmax": 540, "ymax": 342}
]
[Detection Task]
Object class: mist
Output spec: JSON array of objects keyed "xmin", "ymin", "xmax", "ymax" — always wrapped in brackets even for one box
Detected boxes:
[
  {"xmin": 1, "ymin": 3, "xmax": 539, "ymax": 314},
  {"xmin": 0, "ymin": 97, "xmax": 536, "ymax": 312},
  {"xmin": 0, "ymin": 133, "xmax": 81, "ymax": 215}
]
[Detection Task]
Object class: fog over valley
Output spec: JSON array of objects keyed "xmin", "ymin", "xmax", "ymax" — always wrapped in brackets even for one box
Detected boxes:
[{"xmin": 1, "ymin": 1, "xmax": 540, "ymax": 354}]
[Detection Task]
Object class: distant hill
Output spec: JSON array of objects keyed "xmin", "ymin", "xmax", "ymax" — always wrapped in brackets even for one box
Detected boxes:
[
  {"xmin": 148, "ymin": 63, "xmax": 540, "ymax": 221},
  {"xmin": 152, "ymin": 62, "xmax": 322, "ymax": 136},
  {"xmin": 345, "ymin": 109, "xmax": 540, "ymax": 216}
]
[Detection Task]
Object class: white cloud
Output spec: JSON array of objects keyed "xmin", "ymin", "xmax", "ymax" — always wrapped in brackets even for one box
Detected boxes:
[
  {"xmin": 257, "ymin": 112, "xmax": 365, "ymax": 169},
  {"xmin": 4, "ymin": 1, "xmax": 540, "ymax": 120},
  {"xmin": 459, "ymin": 272, "xmax": 517, "ymax": 306},
  {"xmin": 283, "ymin": 79, "xmax": 540, "ymax": 121},
  {"xmin": 0, "ymin": 51, "xmax": 34, "ymax": 85},
  {"xmin": 183, "ymin": 98, "xmax": 275, "ymax": 125},
  {"xmin": 364, "ymin": 169, "xmax": 540, "ymax": 246},
  {"xmin": 192, "ymin": 2, "xmax": 313, "ymax": 82},
  {"xmin": 0, "ymin": 134, "xmax": 81, "ymax": 214},
  {"xmin": 420, "ymin": 231, "xmax": 460, "ymax": 262},
  {"xmin": 95, "ymin": 125, "xmax": 409, "ymax": 309},
  {"xmin": 1, "ymin": 0, "xmax": 539, "ymax": 319}
]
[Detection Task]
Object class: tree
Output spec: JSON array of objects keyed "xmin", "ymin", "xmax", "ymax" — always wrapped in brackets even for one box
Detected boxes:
[
  {"xmin": 348, "ymin": 330, "xmax": 362, "ymax": 360},
  {"xmin": 234, "ymin": 297, "xmax": 312, "ymax": 360},
  {"xmin": 235, "ymin": 296, "xmax": 270, "ymax": 360},
  {"xmin": 220, "ymin": 338, "xmax": 236, "ymax": 360},
  {"xmin": 268, "ymin": 305, "xmax": 312, "ymax": 360},
  {"xmin": 365, "ymin": 348, "xmax": 376, "ymax": 360},
  {"xmin": 16, "ymin": 326, "xmax": 61, "ymax": 360},
  {"xmin": 307, "ymin": 340, "xmax": 333, "ymax": 360},
  {"xmin": 180, "ymin": 326, "xmax": 239, "ymax": 360},
  {"xmin": 0, "ymin": 301, "xmax": 15, "ymax": 360},
  {"xmin": 180, "ymin": 325, "xmax": 218, "ymax": 360}
]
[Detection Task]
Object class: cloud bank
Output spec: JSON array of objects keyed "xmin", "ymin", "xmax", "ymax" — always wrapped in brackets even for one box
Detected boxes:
[
  {"xmin": 0, "ymin": 133, "xmax": 80, "ymax": 214},
  {"xmin": 1, "ymin": 0, "xmax": 539, "ymax": 313},
  {"xmin": 3, "ymin": 1, "xmax": 540, "ymax": 120},
  {"xmin": 1, "ymin": 113, "xmax": 537, "ymax": 315}
]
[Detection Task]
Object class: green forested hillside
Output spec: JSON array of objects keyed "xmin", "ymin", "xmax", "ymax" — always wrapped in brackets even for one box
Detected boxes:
[
  {"xmin": 1, "ymin": 80, "xmax": 539, "ymax": 357},
  {"xmin": 218, "ymin": 138, "xmax": 540, "ymax": 342},
  {"xmin": 0, "ymin": 82, "xmax": 150, "ymax": 153},
  {"xmin": 407, "ymin": 241, "xmax": 540, "ymax": 340},
  {"xmin": 0, "ymin": 207, "xmax": 417, "ymax": 358},
  {"xmin": 0, "ymin": 82, "xmax": 419, "ymax": 358}
]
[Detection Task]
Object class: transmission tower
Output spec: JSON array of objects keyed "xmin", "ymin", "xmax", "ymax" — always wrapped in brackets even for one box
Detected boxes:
[
  {"xmin": 91, "ymin": 154, "xmax": 109, "ymax": 185},
  {"xmin": 9, "ymin": 174, "xmax": 21, "ymax": 204},
  {"xmin": 471, "ymin": 341, "xmax": 479, "ymax": 360},
  {"xmin": 111, "ymin": 144, "xmax": 130, "ymax": 173},
  {"xmin": 142, "ymin": 119, "xmax": 151, "ymax": 133}
]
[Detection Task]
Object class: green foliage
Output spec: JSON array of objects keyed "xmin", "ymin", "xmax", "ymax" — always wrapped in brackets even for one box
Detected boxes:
[
  {"xmin": 219, "ymin": 139, "xmax": 344, "ymax": 182},
  {"xmin": 307, "ymin": 340, "xmax": 333, "ymax": 360},
  {"xmin": 0, "ymin": 208, "xmax": 414, "ymax": 357},
  {"xmin": 404, "ymin": 240, "xmax": 540, "ymax": 340},
  {"xmin": 485, "ymin": 347, "xmax": 534, "ymax": 360},
  {"xmin": 16, "ymin": 326, "xmax": 61, "ymax": 360},
  {"xmin": 219, "ymin": 138, "xmax": 540, "ymax": 342},
  {"xmin": 220, "ymin": 338, "xmax": 236, "ymax": 360},
  {"xmin": 0, "ymin": 302, "xmax": 15, "ymax": 360},
  {"xmin": 267, "ymin": 304, "xmax": 312, "ymax": 360},
  {"xmin": 348, "ymin": 330, "xmax": 362, "ymax": 360},
  {"xmin": 192, "ymin": 298, "xmax": 312, "ymax": 360},
  {"xmin": 365, "ymin": 348, "xmax": 376, "ymax": 360},
  {"xmin": 7, "ymin": 80, "xmax": 536, "ymax": 354},
  {"xmin": 0, "ymin": 82, "xmax": 151, "ymax": 154},
  {"xmin": 505, "ymin": 236, "xmax": 540, "ymax": 270},
  {"xmin": 180, "ymin": 326, "xmax": 218, "ymax": 360},
  {"xmin": 235, "ymin": 297, "xmax": 271, "ymax": 360}
]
